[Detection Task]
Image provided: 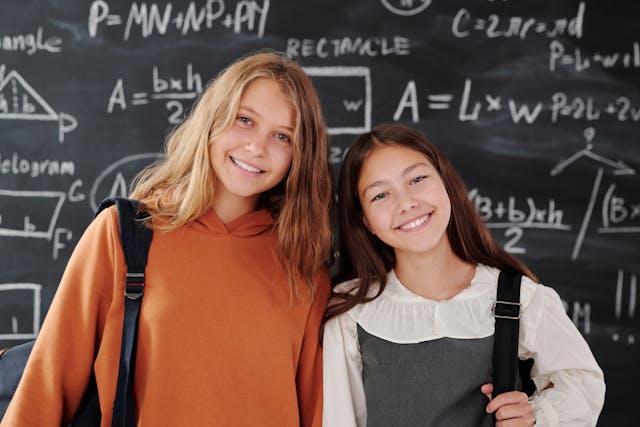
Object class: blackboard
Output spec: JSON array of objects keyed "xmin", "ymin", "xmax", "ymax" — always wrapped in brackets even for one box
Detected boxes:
[{"xmin": 1, "ymin": 1, "xmax": 638, "ymax": 425}]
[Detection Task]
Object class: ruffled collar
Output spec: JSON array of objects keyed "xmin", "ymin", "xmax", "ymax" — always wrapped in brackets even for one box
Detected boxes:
[{"xmin": 346, "ymin": 265, "xmax": 504, "ymax": 343}]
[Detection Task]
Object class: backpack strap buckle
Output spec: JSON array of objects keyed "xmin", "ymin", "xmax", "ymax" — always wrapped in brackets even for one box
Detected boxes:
[{"xmin": 493, "ymin": 300, "xmax": 521, "ymax": 319}]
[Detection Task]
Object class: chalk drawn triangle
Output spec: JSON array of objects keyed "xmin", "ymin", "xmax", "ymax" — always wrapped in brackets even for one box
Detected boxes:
[{"xmin": 0, "ymin": 70, "xmax": 58, "ymax": 121}]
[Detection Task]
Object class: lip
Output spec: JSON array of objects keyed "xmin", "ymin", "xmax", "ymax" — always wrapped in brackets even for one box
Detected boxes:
[
  {"xmin": 395, "ymin": 213, "xmax": 432, "ymax": 232},
  {"xmin": 230, "ymin": 156, "xmax": 264, "ymax": 174}
]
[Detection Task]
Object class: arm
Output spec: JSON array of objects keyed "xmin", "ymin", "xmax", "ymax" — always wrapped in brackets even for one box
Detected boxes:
[
  {"xmin": 1, "ymin": 209, "xmax": 122, "ymax": 426},
  {"xmin": 322, "ymin": 310, "xmax": 366, "ymax": 427},
  {"xmin": 518, "ymin": 283, "xmax": 605, "ymax": 427},
  {"xmin": 296, "ymin": 269, "xmax": 331, "ymax": 427}
]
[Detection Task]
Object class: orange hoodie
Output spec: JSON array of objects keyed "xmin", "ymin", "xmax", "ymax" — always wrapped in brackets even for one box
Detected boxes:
[{"xmin": 1, "ymin": 206, "xmax": 330, "ymax": 427}]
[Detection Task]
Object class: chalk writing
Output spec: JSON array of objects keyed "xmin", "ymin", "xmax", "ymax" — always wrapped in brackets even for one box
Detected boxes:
[
  {"xmin": 303, "ymin": 66, "xmax": 372, "ymax": 135},
  {"xmin": 0, "ymin": 66, "xmax": 77, "ymax": 142},
  {"xmin": 0, "ymin": 153, "xmax": 75, "ymax": 178},
  {"xmin": 452, "ymin": 2, "xmax": 584, "ymax": 40},
  {"xmin": 562, "ymin": 298, "xmax": 591, "ymax": 335},
  {"xmin": 0, "ymin": 27, "xmax": 62, "ymax": 55},
  {"xmin": 107, "ymin": 63, "xmax": 202, "ymax": 124},
  {"xmin": 550, "ymin": 128, "xmax": 635, "ymax": 176},
  {"xmin": 393, "ymin": 79, "xmax": 640, "ymax": 126},
  {"xmin": 611, "ymin": 270, "xmax": 637, "ymax": 345},
  {"xmin": 88, "ymin": 0, "xmax": 269, "ymax": 40},
  {"xmin": 0, "ymin": 283, "xmax": 42, "ymax": 340},
  {"xmin": 89, "ymin": 153, "xmax": 162, "ymax": 211},
  {"xmin": 549, "ymin": 128, "xmax": 637, "ymax": 258},
  {"xmin": 615, "ymin": 270, "xmax": 637, "ymax": 320},
  {"xmin": 469, "ymin": 189, "xmax": 568, "ymax": 230},
  {"xmin": 550, "ymin": 40, "xmax": 640, "ymax": 73},
  {"xmin": 380, "ymin": 0, "xmax": 431, "ymax": 17},
  {"xmin": 285, "ymin": 36, "xmax": 410, "ymax": 59},
  {"xmin": 600, "ymin": 184, "xmax": 640, "ymax": 233},
  {"xmin": 469, "ymin": 188, "xmax": 570, "ymax": 254},
  {"xmin": 0, "ymin": 190, "xmax": 65, "ymax": 240}
]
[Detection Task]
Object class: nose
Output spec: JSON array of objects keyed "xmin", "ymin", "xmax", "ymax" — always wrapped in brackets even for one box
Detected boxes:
[
  {"xmin": 244, "ymin": 136, "xmax": 267, "ymax": 156},
  {"xmin": 397, "ymin": 192, "xmax": 418, "ymax": 213}
]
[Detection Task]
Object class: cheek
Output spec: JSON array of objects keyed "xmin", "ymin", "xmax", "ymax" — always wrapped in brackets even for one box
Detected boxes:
[
  {"xmin": 438, "ymin": 190, "xmax": 453, "ymax": 222},
  {"xmin": 275, "ymin": 147, "xmax": 294, "ymax": 174},
  {"xmin": 362, "ymin": 206, "xmax": 385, "ymax": 233}
]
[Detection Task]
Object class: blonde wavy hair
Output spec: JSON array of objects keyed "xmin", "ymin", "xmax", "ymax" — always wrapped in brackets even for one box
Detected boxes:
[{"xmin": 130, "ymin": 51, "xmax": 333, "ymax": 298}]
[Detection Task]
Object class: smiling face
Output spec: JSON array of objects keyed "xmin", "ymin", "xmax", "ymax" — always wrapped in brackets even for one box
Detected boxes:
[
  {"xmin": 209, "ymin": 77, "xmax": 295, "ymax": 216},
  {"xmin": 357, "ymin": 143, "xmax": 452, "ymax": 261}
]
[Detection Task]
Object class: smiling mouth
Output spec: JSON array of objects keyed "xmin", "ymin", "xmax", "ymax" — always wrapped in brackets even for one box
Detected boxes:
[
  {"xmin": 396, "ymin": 213, "xmax": 432, "ymax": 231},
  {"xmin": 231, "ymin": 156, "xmax": 264, "ymax": 174}
]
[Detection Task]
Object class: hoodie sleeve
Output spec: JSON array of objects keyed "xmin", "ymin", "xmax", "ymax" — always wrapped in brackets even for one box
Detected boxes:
[{"xmin": 296, "ymin": 268, "xmax": 331, "ymax": 427}]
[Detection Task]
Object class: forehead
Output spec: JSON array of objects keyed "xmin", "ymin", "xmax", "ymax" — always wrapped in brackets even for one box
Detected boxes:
[
  {"xmin": 239, "ymin": 77, "xmax": 295, "ymax": 126},
  {"xmin": 357, "ymin": 144, "xmax": 435, "ymax": 198},
  {"xmin": 360, "ymin": 144, "xmax": 433, "ymax": 177}
]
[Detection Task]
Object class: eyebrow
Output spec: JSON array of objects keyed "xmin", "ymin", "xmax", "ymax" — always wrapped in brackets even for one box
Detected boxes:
[
  {"xmin": 361, "ymin": 162, "xmax": 431, "ymax": 195},
  {"xmin": 238, "ymin": 106, "xmax": 295, "ymax": 132}
]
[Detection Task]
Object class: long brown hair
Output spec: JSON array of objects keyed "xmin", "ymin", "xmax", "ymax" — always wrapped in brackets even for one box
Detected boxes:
[
  {"xmin": 130, "ymin": 51, "xmax": 333, "ymax": 298},
  {"xmin": 325, "ymin": 123, "xmax": 536, "ymax": 321}
]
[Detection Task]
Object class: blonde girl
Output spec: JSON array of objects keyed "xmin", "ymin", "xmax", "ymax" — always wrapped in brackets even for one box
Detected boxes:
[{"xmin": 3, "ymin": 52, "xmax": 333, "ymax": 427}]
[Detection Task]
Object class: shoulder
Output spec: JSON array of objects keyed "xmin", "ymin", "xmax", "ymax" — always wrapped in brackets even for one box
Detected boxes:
[
  {"xmin": 311, "ymin": 265, "xmax": 332, "ymax": 305},
  {"xmin": 79, "ymin": 204, "xmax": 121, "ymax": 249},
  {"xmin": 333, "ymin": 277, "xmax": 382, "ymax": 298},
  {"xmin": 478, "ymin": 265, "xmax": 559, "ymax": 310},
  {"xmin": 517, "ymin": 272, "xmax": 564, "ymax": 313}
]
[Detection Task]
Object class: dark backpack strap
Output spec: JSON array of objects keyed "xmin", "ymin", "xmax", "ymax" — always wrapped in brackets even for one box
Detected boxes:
[
  {"xmin": 96, "ymin": 197, "xmax": 152, "ymax": 427},
  {"xmin": 492, "ymin": 270, "xmax": 522, "ymax": 397},
  {"xmin": 0, "ymin": 341, "xmax": 35, "ymax": 419}
]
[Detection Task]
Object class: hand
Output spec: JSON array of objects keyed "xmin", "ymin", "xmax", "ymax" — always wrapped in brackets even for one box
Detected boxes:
[{"xmin": 481, "ymin": 383, "xmax": 535, "ymax": 426}]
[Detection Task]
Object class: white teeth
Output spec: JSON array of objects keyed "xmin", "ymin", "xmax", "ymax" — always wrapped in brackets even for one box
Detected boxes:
[
  {"xmin": 399, "ymin": 214, "xmax": 430, "ymax": 231},
  {"xmin": 232, "ymin": 157, "xmax": 263, "ymax": 173}
]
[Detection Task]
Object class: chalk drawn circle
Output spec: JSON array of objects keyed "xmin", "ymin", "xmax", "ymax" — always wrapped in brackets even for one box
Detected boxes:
[
  {"xmin": 90, "ymin": 153, "xmax": 162, "ymax": 211},
  {"xmin": 380, "ymin": 0, "xmax": 432, "ymax": 16}
]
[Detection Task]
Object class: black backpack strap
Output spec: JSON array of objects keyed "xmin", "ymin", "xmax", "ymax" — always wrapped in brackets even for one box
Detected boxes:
[
  {"xmin": 96, "ymin": 197, "xmax": 152, "ymax": 427},
  {"xmin": 492, "ymin": 270, "xmax": 522, "ymax": 397}
]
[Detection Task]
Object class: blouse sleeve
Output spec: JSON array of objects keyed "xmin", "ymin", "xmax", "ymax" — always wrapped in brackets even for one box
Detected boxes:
[
  {"xmin": 322, "ymin": 311, "xmax": 366, "ymax": 427},
  {"xmin": 518, "ymin": 282, "xmax": 606, "ymax": 427},
  {"xmin": 1, "ymin": 208, "xmax": 122, "ymax": 427}
]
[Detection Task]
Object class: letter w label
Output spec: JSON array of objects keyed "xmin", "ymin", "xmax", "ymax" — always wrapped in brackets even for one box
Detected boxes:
[
  {"xmin": 343, "ymin": 99, "xmax": 363, "ymax": 111},
  {"xmin": 508, "ymin": 100, "xmax": 543, "ymax": 124}
]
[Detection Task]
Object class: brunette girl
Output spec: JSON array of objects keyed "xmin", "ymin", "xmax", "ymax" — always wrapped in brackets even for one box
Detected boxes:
[{"xmin": 323, "ymin": 123, "xmax": 604, "ymax": 426}]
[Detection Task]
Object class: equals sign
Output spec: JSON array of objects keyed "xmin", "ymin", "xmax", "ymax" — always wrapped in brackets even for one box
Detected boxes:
[
  {"xmin": 132, "ymin": 92, "xmax": 149, "ymax": 105},
  {"xmin": 427, "ymin": 94, "xmax": 453, "ymax": 110},
  {"xmin": 106, "ymin": 15, "xmax": 123, "ymax": 26}
]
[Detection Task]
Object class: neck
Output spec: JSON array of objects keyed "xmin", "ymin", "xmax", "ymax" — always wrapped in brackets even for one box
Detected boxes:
[
  {"xmin": 394, "ymin": 244, "xmax": 476, "ymax": 301},
  {"xmin": 211, "ymin": 189, "xmax": 259, "ymax": 224}
]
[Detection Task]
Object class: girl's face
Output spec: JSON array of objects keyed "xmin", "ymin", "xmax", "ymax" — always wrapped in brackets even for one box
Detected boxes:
[
  {"xmin": 210, "ymin": 78, "xmax": 295, "ymax": 211},
  {"xmin": 357, "ymin": 144, "xmax": 452, "ymax": 260}
]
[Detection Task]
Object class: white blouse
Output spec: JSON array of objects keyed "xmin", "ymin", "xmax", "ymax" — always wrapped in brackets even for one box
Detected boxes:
[{"xmin": 323, "ymin": 265, "xmax": 605, "ymax": 427}]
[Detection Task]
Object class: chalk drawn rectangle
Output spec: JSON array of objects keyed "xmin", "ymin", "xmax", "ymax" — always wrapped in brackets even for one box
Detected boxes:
[
  {"xmin": 0, "ymin": 190, "xmax": 65, "ymax": 239},
  {"xmin": 303, "ymin": 67, "xmax": 371, "ymax": 135},
  {"xmin": 0, "ymin": 283, "xmax": 41, "ymax": 340}
]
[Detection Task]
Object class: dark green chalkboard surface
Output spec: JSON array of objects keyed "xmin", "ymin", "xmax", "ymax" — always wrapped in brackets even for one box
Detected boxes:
[{"xmin": 1, "ymin": 1, "xmax": 638, "ymax": 424}]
